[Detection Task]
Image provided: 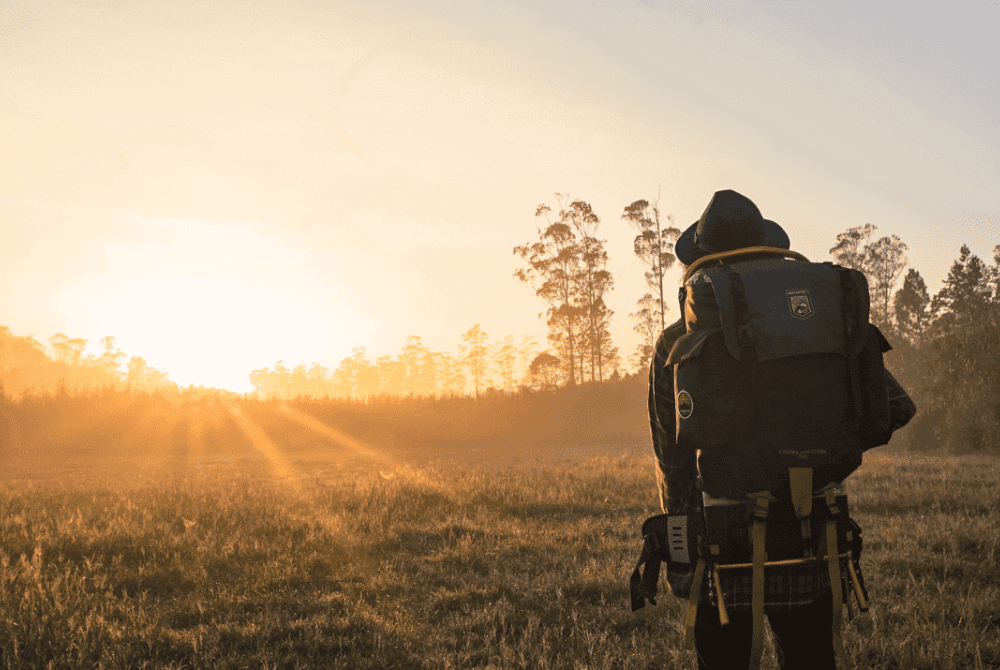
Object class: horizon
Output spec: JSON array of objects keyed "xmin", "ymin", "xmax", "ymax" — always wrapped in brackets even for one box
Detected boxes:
[{"xmin": 2, "ymin": 1, "xmax": 997, "ymax": 392}]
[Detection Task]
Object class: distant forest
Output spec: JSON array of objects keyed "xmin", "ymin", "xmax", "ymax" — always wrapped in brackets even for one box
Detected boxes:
[{"xmin": 1, "ymin": 195, "xmax": 998, "ymax": 453}]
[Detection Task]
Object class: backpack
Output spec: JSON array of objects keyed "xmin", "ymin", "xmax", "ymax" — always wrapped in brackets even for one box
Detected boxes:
[
  {"xmin": 631, "ymin": 247, "xmax": 890, "ymax": 670},
  {"xmin": 667, "ymin": 247, "xmax": 892, "ymax": 501}
]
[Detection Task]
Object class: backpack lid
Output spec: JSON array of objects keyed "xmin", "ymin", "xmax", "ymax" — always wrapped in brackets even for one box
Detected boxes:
[{"xmin": 704, "ymin": 259, "xmax": 854, "ymax": 363}]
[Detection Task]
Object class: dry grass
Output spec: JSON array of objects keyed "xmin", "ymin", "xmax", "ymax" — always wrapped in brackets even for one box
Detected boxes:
[{"xmin": 1, "ymin": 400, "xmax": 998, "ymax": 669}]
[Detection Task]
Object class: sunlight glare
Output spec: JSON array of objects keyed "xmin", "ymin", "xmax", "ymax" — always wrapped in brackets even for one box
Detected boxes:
[
  {"xmin": 83, "ymin": 275, "xmax": 333, "ymax": 392},
  {"xmin": 52, "ymin": 218, "xmax": 371, "ymax": 392}
]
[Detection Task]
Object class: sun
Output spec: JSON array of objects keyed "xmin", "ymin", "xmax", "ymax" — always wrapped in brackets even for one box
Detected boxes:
[
  {"xmin": 85, "ymin": 275, "xmax": 336, "ymax": 392},
  {"xmin": 55, "ymin": 218, "xmax": 370, "ymax": 392}
]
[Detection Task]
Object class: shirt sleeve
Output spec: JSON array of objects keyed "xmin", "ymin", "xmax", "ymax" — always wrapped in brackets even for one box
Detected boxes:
[{"xmin": 648, "ymin": 319, "xmax": 697, "ymax": 514}]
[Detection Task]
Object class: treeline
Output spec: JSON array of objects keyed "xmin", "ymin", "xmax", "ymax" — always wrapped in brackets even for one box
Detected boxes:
[
  {"xmin": 2, "ymin": 196, "xmax": 997, "ymax": 456},
  {"xmin": 823, "ymin": 224, "xmax": 1000, "ymax": 453},
  {"xmin": 0, "ymin": 328, "xmax": 176, "ymax": 399},
  {"xmin": 248, "ymin": 328, "xmax": 560, "ymax": 400}
]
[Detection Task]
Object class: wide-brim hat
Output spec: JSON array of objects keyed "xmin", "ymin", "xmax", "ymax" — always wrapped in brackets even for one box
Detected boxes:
[{"xmin": 675, "ymin": 189, "xmax": 789, "ymax": 266}]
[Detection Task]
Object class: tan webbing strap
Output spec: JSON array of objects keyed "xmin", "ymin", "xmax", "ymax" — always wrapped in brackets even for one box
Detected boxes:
[
  {"xmin": 682, "ymin": 246, "xmax": 810, "ymax": 283},
  {"xmin": 748, "ymin": 494, "xmax": 770, "ymax": 670},
  {"xmin": 824, "ymin": 488, "xmax": 848, "ymax": 670},
  {"xmin": 788, "ymin": 467, "xmax": 814, "ymax": 519},
  {"xmin": 847, "ymin": 557, "xmax": 870, "ymax": 612},
  {"xmin": 712, "ymin": 565, "xmax": 729, "ymax": 626},
  {"xmin": 683, "ymin": 553, "xmax": 707, "ymax": 650}
]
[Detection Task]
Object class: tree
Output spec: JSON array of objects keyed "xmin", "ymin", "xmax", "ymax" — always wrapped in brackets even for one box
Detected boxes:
[
  {"xmin": 126, "ymin": 356, "xmax": 172, "ymax": 392},
  {"xmin": 931, "ymin": 244, "xmax": 993, "ymax": 332},
  {"xmin": 893, "ymin": 269, "xmax": 931, "ymax": 346},
  {"xmin": 630, "ymin": 293, "xmax": 661, "ymax": 371},
  {"xmin": 515, "ymin": 194, "xmax": 615, "ymax": 385},
  {"xmin": 915, "ymin": 245, "xmax": 1000, "ymax": 453},
  {"xmin": 622, "ymin": 196, "xmax": 681, "ymax": 332},
  {"xmin": 375, "ymin": 355, "xmax": 406, "ymax": 396},
  {"xmin": 96, "ymin": 335, "xmax": 126, "ymax": 384},
  {"xmin": 528, "ymin": 352, "xmax": 562, "ymax": 390},
  {"xmin": 829, "ymin": 223, "xmax": 876, "ymax": 274},
  {"xmin": 566, "ymin": 200, "xmax": 616, "ymax": 382},
  {"xmin": 49, "ymin": 333, "xmax": 87, "ymax": 366},
  {"xmin": 829, "ymin": 224, "xmax": 907, "ymax": 330},
  {"xmin": 867, "ymin": 234, "xmax": 909, "ymax": 330},
  {"xmin": 460, "ymin": 325, "xmax": 490, "ymax": 399},
  {"xmin": 493, "ymin": 335, "xmax": 518, "ymax": 391},
  {"xmin": 436, "ymin": 352, "xmax": 466, "ymax": 397},
  {"xmin": 515, "ymin": 202, "xmax": 584, "ymax": 385}
]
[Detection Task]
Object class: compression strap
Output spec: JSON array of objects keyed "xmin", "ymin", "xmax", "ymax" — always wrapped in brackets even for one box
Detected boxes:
[
  {"xmin": 682, "ymin": 545, "xmax": 707, "ymax": 650},
  {"xmin": 748, "ymin": 493, "xmax": 771, "ymax": 670},
  {"xmin": 824, "ymin": 487, "xmax": 849, "ymax": 670}
]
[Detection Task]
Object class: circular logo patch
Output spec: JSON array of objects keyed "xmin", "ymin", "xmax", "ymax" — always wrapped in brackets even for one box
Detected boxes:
[{"xmin": 677, "ymin": 390, "xmax": 694, "ymax": 419}]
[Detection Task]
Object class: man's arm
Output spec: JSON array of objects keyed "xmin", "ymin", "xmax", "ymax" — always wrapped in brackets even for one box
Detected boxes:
[{"xmin": 648, "ymin": 319, "xmax": 697, "ymax": 513}]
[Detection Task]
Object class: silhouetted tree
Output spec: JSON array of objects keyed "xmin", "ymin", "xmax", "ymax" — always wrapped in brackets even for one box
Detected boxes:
[
  {"xmin": 931, "ymin": 244, "xmax": 994, "ymax": 333},
  {"xmin": 894, "ymin": 269, "xmax": 932, "ymax": 346},
  {"xmin": 830, "ymin": 223, "xmax": 907, "ymax": 330},
  {"xmin": 529, "ymin": 352, "xmax": 562, "ymax": 390},
  {"xmin": 565, "ymin": 200, "xmax": 615, "ymax": 381},
  {"xmin": 515, "ymin": 194, "xmax": 615, "ymax": 384},
  {"xmin": 829, "ymin": 223, "xmax": 877, "ymax": 273},
  {"xmin": 630, "ymin": 293, "xmax": 661, "ymax": 371},
  {"xmin": 622, "ymin": 196, "xmax": 681, "ymax": 332},
  {"xmin": 912, "ymin": 244, "xmax": 1000, "ymax": 452},
  {"xmin": 494, "ymin": 335, "xmax": 518, "ymax": 391},
  {"xmin": 515, "ymin": 198, "xmax": 585, "ymax": 385},
  {"xmin": 461, "ymin": 325, "xmax": 490, "ymax": 399}
]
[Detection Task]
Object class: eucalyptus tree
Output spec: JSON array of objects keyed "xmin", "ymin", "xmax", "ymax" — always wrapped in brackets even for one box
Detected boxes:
[
  {"xmin": 622, "ymin": 197, "xmax": 681, "ymax": 332},
  {"xmin": 830, "ymin": 223, "xmax": 908, "ymax": 330},
  {"xmin": 515, "ymin": 194, "xmax": 615, "ymax": 385},
  {"xmin": 461, "ymin": 324, "xmax": 490, "ymax": 399},
  {"xmin": 565, "ymin": 199, "xmax": 615, "ymax": 381}
]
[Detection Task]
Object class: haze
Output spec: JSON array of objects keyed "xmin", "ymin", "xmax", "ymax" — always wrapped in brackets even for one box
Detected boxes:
[{"xmin": 2, "ymin": 0, "xmax": 997, "ymax": 392}]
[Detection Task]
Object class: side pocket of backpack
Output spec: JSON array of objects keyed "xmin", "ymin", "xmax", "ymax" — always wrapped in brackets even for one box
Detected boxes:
[{"xmin": 858, "ymin": 325, "xmax": 893, "ymax": 451}]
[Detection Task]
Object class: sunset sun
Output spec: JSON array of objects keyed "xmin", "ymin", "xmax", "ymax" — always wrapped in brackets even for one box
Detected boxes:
[{"xmin": 51, "ymin": 218, "xmax": 370, "ymax": 392}]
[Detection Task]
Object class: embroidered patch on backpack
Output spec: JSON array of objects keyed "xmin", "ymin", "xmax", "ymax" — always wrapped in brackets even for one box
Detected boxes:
[
  {"xmin": 677, "ymin": 390, "xmax": 694, "ymax": 418},
  {"xmin": 786, "ymin": 289, "xmax": 814, "ymax": 320}
]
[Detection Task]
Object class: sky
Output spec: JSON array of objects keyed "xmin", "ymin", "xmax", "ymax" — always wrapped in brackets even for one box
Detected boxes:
[{"xmin": 2, "ymin": 0, "xmax": 998, "ymax": 392}]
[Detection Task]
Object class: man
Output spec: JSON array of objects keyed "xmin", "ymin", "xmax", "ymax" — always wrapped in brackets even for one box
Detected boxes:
[{"xmin": 648, "ymin": 190, "xmax": 915, "ymax": 669}]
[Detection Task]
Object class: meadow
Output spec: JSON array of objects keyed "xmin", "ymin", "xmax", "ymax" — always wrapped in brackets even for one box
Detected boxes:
[{"xmin": 1, "ymin": 395, "xmax": 998, "ymax": 669}]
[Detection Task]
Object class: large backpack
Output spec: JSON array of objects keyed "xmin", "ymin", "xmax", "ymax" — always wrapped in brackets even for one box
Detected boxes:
[
  {"xmin": 631, "ymin": 247, "xmax": 890, "ymax": 670},
  {"xmin": 667, "ymin": 246, "xmax": 892, "ymax": 502}
]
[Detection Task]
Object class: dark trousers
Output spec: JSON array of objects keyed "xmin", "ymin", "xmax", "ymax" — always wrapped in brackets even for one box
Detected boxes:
[{"xmin": 694, "ymin": 591, "xmax": 836, "ymax": 670}]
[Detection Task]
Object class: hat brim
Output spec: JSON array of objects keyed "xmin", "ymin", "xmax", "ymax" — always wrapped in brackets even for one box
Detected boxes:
[{"xmin": 675, "ymin": 219, "xmax": 790, "ymax": 266}]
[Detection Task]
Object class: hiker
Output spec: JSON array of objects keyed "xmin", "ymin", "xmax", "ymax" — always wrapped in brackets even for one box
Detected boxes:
[{"xmin": 643, "ymin": 190, "xmax": 915, "ymax": 670}]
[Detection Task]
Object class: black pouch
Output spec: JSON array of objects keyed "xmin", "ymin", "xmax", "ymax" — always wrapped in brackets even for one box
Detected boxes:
[{"xmin": 630, "ymin": 511, "xmax": 704, "ymax": 611}]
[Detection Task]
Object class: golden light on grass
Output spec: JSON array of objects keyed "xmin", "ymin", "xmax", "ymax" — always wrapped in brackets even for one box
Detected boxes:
[
  {"xmin": 276, "ymin": 403, "xmax": 459, "ymax": 500},
  {"xmin": 226, "ymin": 404, "xmax": 302, "ymax": 489}
]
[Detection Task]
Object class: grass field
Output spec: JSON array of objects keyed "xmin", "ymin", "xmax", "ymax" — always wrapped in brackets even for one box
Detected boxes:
[{"xmin": 1, "ymin": 398, "xmax": 998, "ymax": 669}]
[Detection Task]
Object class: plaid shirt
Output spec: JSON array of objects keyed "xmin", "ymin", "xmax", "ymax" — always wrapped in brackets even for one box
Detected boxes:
[{"xmin": 649, "ymin": 315, "xmax": 916, "ymax": 610}]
